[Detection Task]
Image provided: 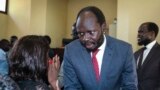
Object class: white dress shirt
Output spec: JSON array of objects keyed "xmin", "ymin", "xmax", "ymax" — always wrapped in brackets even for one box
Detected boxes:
[
  {"xmin": 91, "ymin": 35, "xmax": 106, "ymax": 75},
  {"xmin": 137, "ymin": 40, "xmax": 156, "ymax": 65},
  {"xmin": 142, "ymin": 40, "xmax": 156, "ymax": 64}
]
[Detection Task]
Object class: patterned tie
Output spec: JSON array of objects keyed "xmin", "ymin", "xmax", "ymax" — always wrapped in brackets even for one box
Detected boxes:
[{"xmin": 92, "ymin": 49, "xmax": 100, "ymax": 81}]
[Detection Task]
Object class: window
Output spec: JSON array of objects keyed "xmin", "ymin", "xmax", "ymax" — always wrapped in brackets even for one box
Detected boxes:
[{"xmin": 0, "ymin": 0, "xmax": 8, "ymax": 14}]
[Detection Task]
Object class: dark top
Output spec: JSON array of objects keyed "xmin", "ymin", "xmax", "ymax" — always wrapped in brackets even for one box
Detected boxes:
[
  {"xmin": 0, "ymin": 74, "xmax": 20, "ymax": 90},
  {"xmin": 17, "ymin": 80, "xmax": 50, "ymax": 90}
]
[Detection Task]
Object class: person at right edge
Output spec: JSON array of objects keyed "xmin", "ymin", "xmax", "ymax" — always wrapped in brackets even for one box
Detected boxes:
[
  {"xmin": 134, "ymin": 22, "xmax": 160, "ymax": 90},
  {"xmin": 63, "ymin": 6, "xmax": 138, "ymax": 90}
]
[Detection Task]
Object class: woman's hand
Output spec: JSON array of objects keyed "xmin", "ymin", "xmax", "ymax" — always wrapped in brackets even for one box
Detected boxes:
[{"xmin": 48, "ymin": 55, "xmax": 60, "ymax": 90}]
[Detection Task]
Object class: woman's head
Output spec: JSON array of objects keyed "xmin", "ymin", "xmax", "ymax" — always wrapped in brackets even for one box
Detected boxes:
[{"xmin": 9, "ymin": 35, "xmax": 49, "ymax": 82}]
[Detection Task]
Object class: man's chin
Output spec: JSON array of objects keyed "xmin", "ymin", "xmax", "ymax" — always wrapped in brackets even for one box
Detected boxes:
[
  {"xmin": 85, "ymin": 45, "xmax": 96, "ymax": 51},
  {"xmin": 81, "ymin": 42, "xmax": 97, "ymax": 51}
]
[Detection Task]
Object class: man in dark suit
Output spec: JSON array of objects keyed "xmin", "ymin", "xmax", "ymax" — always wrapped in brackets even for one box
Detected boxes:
[
  {"xmin": 63, "ymin": 6, "xmax": 138, "ymax": 90},
  {"xmin": 134, "ymin": 22, "xmax": 160, "ymax": 90}
]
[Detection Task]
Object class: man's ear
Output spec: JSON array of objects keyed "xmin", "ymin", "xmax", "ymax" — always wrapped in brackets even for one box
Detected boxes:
[
  {"xmin": 150, "ymin": 31, "xmax": 156, "ymax": 39},
  {"xmin": 101, "ymin": 22, "xmax": 108, "ymax": 33}
]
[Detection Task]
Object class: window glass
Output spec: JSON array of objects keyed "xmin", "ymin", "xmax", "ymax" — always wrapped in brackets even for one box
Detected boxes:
[{"xmin": 0, "ymin": 0, "xmax": 8, "ymax": 14}]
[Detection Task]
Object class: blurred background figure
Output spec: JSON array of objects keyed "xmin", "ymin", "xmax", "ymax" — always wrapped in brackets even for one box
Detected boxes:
[
  {"xmin": 0, "ymin": 39, "xmax": 10, "ymax": 76},
  {"xmin": 62, "ymin": 23, "xmax": 78, "ymax": 47},
  {"xmin": 71, "ymin": 22, "xmax": 78, "ymax": 40},
  {"xmin": 10, "ymin": 35, "xmax": 18, "ymax": 48}
]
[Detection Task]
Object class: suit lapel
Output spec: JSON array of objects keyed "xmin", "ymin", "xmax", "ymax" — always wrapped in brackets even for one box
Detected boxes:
[
  {"xmin": 135, "ymin": 48, "xmax": 144, "ymax": 61},
  {"xmin": 81, "ymin": 46, "xmax": 98, "ymax": 86},
  {"xmin": 141, "ymin": 43, "xmax": 159, "ymax": 70},
  {"xmin": 99, "ymin": 36, "xmax": 114, "ymax": 88}
]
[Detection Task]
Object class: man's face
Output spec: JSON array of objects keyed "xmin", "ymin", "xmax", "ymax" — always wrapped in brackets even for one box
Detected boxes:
[
  {"xmin": 137, "ymin": 24, "xmax": 153, "ymax": 46},
  {"xmin": 76, "ymin": 11, "xmax": 104, "ymax": 51}
]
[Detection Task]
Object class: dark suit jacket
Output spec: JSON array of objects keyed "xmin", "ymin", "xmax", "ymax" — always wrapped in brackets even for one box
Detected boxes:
[
  {"xmin": 63, "ymin": 36, "xmax": 138, "ymax": 90},
  {"xmin": 134, "ymin": 42, "xmax": 160, "ymax": 90}
]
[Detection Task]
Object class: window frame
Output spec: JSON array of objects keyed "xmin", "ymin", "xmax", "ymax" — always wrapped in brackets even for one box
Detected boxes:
[{"xmin": 0, "ymin": 0, "xmax": 8, "ymax": 14}]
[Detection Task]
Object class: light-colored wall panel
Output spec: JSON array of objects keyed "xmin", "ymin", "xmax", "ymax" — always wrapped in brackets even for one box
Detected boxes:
[
  {"xmin": 6, "ymin": 0, "xmax": 31, "ymax": 38},
  {"xmin": 46, "ymin": 0, "xmax": 67, "ymax": 47},
  {"xmin": 30, "ymin": 0, "xmax": 47, "ymax": 35},
  {"xmin": 0, "ymin": 14, "xmax": 7, "ymax": 39}
]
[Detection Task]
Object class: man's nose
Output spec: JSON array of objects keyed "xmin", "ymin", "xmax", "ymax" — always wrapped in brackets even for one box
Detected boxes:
[
  {"xmin": 83, "ymin": 33, "xmax": 90, "ymax": 41},
  {"xmin": 137, "ymin": 34, "xmax": 141, "ymax": 38}
]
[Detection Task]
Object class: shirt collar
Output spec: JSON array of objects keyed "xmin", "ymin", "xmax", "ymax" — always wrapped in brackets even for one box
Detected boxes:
[{"xmin": 146, "ymin": 40, "xmax": 156, "ymax": 49}]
